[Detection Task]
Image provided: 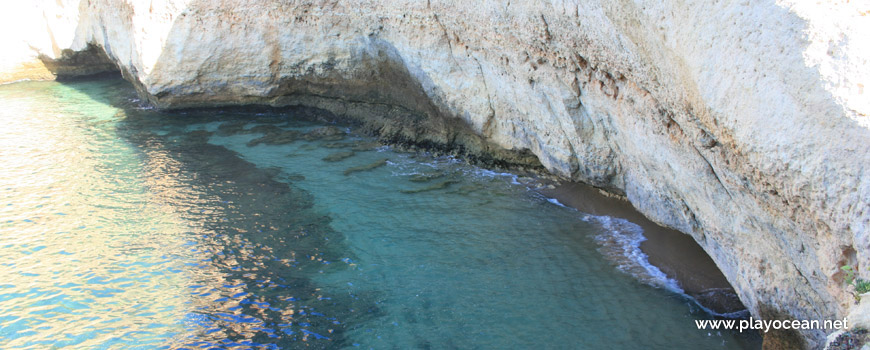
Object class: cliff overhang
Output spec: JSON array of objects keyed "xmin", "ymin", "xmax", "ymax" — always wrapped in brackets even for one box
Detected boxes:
[{"xmin": 2, "ymin": 1, "xmax": 868, "ymax": 348}]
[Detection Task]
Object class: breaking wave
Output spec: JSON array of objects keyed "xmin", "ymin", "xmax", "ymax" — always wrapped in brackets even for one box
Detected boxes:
[{"xmin": 582, "ymin": 214, "xmax": 685, "ymax": 293}]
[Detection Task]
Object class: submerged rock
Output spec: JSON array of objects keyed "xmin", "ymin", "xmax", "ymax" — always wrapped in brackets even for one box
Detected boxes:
[
  {"xmin": 351, "ymin": 141, "xmax": 381, "ymax": 152},
  {"xmin": 408, "ymin": 173, "xmax": 445, "ymax": 183},
  {"xmin": 689, "ymin": 288, "xmax": 746, "ymax": 315},
  {"xmin": 247, "ymin": 124, "xmax": 283, "ymax": 135},
  {"xmin": 343, "ymin": 158, "xmax": 388, "ymax": 176},
  {"xmin": 303, "ymin": 126, "xmax": 345, "ymax": 141},
  {"xmin": 401, "ymin": 179, "xmax": 460, "ymax": 194},
  {"xmin": 187, "ymin": 129, "xmax": 213, "ymax": 143},
  {"xmin": 322, "ymin": 151, "xmax": 355, "ymax": 162},
  {"xmin": 322, "ymin": 142, "xmax": 355, "ymax": 149},
  {"xmin": 452, "ymin": 184, "xmax": 483, "ymax": 196},
  {"xmin": 284, "ymin": 174, "xmax": 306, "ymax": 182},
  {"xmin": 216, "ymin": 121, "xmax": 249, "ymax": 136},
  {"xmin": 247, "ymin": 130, "xmax": 301, "ymax": 147}
]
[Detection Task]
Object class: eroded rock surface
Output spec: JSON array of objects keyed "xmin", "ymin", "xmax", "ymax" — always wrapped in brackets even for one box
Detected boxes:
[{"xmin": 3, "ymin": 1, "xmax": 869, "ymax": 347}]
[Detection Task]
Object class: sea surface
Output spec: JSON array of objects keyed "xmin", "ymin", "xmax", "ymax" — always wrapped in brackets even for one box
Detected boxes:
[{"xmin": 0, "ymin": 78, "xmax": 757, "ymax": 349}]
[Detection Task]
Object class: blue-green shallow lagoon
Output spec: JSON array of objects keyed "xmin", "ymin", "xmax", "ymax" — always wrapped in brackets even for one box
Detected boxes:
[{"xmin": 0, "ymin": 78, "xmax": 758, "ymax": 349}]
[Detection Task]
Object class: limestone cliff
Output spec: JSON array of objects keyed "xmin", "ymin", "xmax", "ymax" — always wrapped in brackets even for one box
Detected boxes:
[{"xmin": 3, "ymin": 1, "xmax": 868, "ymax": 348}]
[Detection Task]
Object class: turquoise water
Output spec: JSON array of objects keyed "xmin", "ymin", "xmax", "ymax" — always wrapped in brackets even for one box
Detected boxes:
[{"xmin": 0, "ymin": 78, "xmax": 756, "ymax": 349}]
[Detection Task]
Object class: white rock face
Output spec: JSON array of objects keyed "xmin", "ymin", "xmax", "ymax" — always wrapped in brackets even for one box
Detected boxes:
[{"xmin": 3, "ymin": 0, "xmax": 869, "ymax": 347}]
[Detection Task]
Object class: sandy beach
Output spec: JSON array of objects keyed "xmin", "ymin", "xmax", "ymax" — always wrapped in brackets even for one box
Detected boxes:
[{"xmin": 538, "ymin": 181, "xmax": 746, "ymax": 315}]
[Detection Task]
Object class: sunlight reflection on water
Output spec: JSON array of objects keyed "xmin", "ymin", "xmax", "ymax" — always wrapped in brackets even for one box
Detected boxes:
[{"xmin": 0, "ymin": 78, "xmax": 757, "ymax": 349}]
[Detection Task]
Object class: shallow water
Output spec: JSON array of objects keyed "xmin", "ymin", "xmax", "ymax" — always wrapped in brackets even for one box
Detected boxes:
[{"xmin": 0, "ymin": 78, "xmax": 758, "ymax": 349}]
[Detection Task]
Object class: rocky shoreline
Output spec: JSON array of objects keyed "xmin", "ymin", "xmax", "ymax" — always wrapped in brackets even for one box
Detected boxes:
[{"xmin": 2, "ymin": 1, "xmax": 868, "ymax": 348}]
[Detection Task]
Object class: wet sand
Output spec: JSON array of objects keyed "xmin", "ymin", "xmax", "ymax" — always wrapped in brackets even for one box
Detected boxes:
[{"xmin": 537, "ymin": 181, "xmax": 746, "ymax": 314}]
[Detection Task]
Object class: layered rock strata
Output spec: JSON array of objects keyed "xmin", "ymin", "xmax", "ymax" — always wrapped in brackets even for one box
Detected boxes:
[{"xmin": 3, "ymin": 1, "xmax": 868, "ymax": 348}]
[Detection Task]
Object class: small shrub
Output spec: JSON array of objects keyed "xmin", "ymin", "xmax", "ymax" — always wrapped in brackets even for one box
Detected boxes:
[
  {"xmin": 855, "ymin": 279, "xmax": 870, "ymax": 295},
  {"xmin": 841, "ymin": 265, "xmax": 870, "ymax": 299}
]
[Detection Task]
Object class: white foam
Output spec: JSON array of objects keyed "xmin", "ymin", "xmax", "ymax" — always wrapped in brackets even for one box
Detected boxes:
[
  {"xmin": 546, "ymin": 198, "xmax": 568, "ymax": 208},
  {"xmin": 0, "ymin": 78, "xmax": 32, "ymax": 85},
  {"xmin": 468, "ymin": 167, "xmax": 521, "ymax": 185},
  {"xmin": 581, "ymin": 212, "xmax": 749, "ymax": 317},
  {"xmin": 127, "ymin": 97, "xmax": 155, "ymax": 110},
  {"xmin": 588, "ymin": 215, "xmax": 684, "ymax": 294}
]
